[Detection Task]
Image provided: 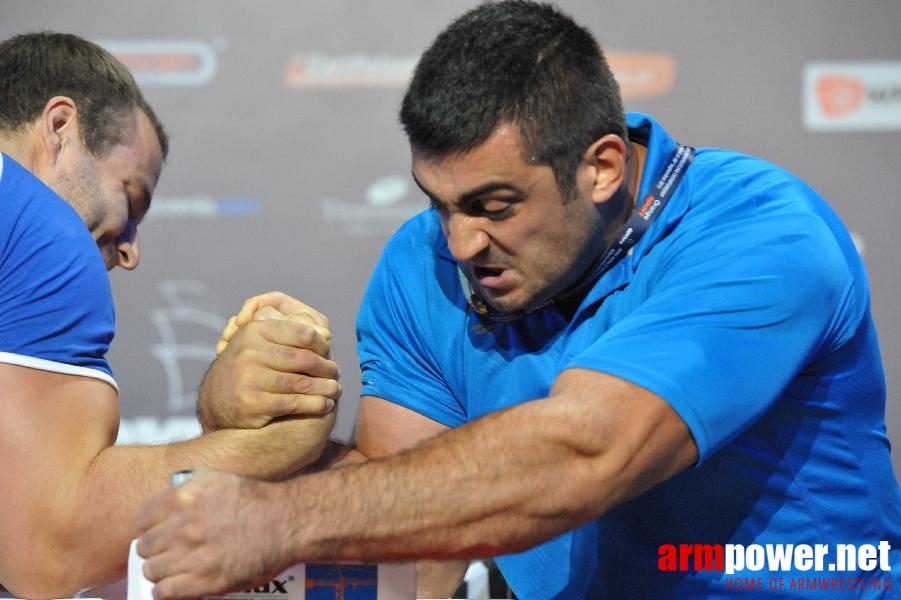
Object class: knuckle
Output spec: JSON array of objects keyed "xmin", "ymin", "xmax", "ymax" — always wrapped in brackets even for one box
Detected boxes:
[
  {"xmin": 275, "ymin": 371, "xmax": 302, "ymax": 393},
  {"xmin": 242, "ymin": 391, "xmax": 264, "ymax": 412},
  {"xmin": 291, "ymin": 375, "xmax": 315, "ymax": 395},
  {"xmin": 181, "ymin": 520, "xmax": 205, "ymax": 544},
  {"xmin": 234, "ymin": 371, "xmax": 259, "ymax": 395},
  {"xmin": 293, "ymin": 323, "xmax": 317, "ymax": 346},
  {"xmin": 285, "ymin": 347, "xmax": 318, "ymax": 371}
]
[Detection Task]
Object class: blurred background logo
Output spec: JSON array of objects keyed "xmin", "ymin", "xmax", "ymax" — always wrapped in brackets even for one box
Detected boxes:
[
  {"xmin": 805, "ymin": 61, "xmax": 901, "ymax": 130},
  {"xmin": 99, "ymin": 39, "xmax": 219, "ymax": 86}
]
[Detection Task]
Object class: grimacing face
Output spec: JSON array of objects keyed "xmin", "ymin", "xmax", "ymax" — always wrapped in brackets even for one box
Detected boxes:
[
  {"xmin": 48, "ymin": 108, "xmax": 162, "ymax": 271},
  {"xmin": 412, "ymin": 124, "xmax": 610, "ymax": 315}
]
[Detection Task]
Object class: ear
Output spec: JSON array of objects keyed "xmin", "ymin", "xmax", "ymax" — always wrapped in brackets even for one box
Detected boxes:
[
  {"xmin": 37, "ymin": 96, "xmax": 80, "ymax": 164},
  {"xmin": 581, "ymin": 134, "xmax": 629, "ymax": 205}
]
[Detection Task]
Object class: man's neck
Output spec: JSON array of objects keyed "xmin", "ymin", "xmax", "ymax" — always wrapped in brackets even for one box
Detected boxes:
[
  {"xmin": 0, "ymin": 126, "xmax": 45, "ymax": 174},
  {"xmin": 0, "ymin": 138, "xmax": 30, "ymax": 172},
  {"xmin": 555, "ymin": 141, "xmax": 649, "ymax": 321}
]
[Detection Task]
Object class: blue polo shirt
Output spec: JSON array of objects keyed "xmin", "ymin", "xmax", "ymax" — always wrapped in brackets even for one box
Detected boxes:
[{"xmin": 357, "ymin": 114, "xmax": 901, "ymax": 597}]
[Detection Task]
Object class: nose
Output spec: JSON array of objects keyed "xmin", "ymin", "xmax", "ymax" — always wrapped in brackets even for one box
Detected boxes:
[
  {"xmin": 444, "ymin": 213, "xmax": 489, "ymax": 263},
  {"xmin": 114, "ymin": 224, "xmax": 140, "ymax": 271}
]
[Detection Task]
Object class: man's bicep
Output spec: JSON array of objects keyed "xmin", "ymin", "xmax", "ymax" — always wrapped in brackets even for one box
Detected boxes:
[
  {"xmin": 0, "ymin": 363, "xmax": 119, "ymax": 585},
  {"xmin": 0, "ymin": 362, "xmax": 119, "ymax": 475},
  {"xmin": 550, "ymin": 368, "xmax": 698, "ymax": 508},
  {"xmin": 355, "ymin": 395, "xmax": 450, "ymax": 459}
]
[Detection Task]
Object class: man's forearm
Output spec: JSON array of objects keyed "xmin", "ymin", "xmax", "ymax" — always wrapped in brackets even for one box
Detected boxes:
[
  {"xmin": 278, "ymin": 400, "xmax": 594, "ymax": 563},
  {"xmin": 275, "ymin": 377, "xmax": 695, "ymax": 565},
  {"xmin": 299, "ymin": 440, "xmax": 468, "ymax": 597},
  {"xmin": 135, "ymin": 372, "xmax": 696, "ymax": 600},
  {"xmin": 299, "ymin": 440, "xmax": 366, "ymax": 474},
  {"xmin": 29, "ymin": 418, "xmax": 332, "ymax": 597}
]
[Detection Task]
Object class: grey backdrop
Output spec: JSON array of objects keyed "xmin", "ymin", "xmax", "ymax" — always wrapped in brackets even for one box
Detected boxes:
[{"xmin": 1, "ymin": 1, "xmax": 899, "ymax": 477}]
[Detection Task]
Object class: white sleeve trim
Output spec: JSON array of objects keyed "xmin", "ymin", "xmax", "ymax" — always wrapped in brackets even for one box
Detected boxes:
[{"xmin": 0, "ymin": 351, "xmax": 119, "ymax": 393}]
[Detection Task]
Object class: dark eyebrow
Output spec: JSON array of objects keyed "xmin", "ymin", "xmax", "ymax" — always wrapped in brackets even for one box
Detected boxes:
[{"xmin": 411, "ymin": 172, "xmax": 525, "ymax": 210}]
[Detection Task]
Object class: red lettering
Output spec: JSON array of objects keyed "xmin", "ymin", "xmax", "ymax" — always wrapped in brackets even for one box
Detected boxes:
[{"xmin": 658, "ymin": 544, "xmax": 677, "ymax": 571}]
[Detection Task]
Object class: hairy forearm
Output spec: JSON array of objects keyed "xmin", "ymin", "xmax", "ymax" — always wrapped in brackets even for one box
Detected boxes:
[
  {"xmin": 274, "ymin": 377, "xmax": 695, "ymax": 565},
  {"xmin": 281, "ymin": 400, "xmax": 606, "ymax": 563},
  {"xmin": 299, "ymin": 440, "xmax": 469, "ymax": 598},
  {"xmin": 299, "ymin": 440, "xmax": 366, "ymax": 474}
]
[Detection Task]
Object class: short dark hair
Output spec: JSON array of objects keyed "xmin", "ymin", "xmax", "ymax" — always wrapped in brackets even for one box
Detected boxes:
[
  {"xmin": 0, "ymin": 31, "xmax": 168, "ymax": 160},
  {"xmin": 400, "ymin": 0, "xmax": 626, "ymax": 199}
]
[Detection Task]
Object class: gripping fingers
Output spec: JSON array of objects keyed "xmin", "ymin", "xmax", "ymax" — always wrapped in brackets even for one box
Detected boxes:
[
  {"xmin": 217, "ymin": 300, "xmax": 333, "ymax": 356},
  {"xmin": 265, "ymin": 342, "xmax": 341, "ymax": 381},
  {"xmin": 264, "ymin": 308, "xmax": 332, "ymax": 347},
  {"xmin": 253, "ymin": 305, "xmax": 286, "ymax": 323},
  {"xmin": 216, "ymin": 305, "xmax": 287, "ymax": 356},
  {"xmin": 238, "ymin": 291, "xmax": 330, "ymax": 330},
  {"xmin": 216, "ymin": 315, "xmax": 241, "ymax": 356},
  {"xmin": 257, "ymin": 319, "xmax": 334, "ymax": 361},
  {"xmin": 266, "ymin": 391, "xmax": 338, "ymax": 417},
  {"xmin": 217, "ymin": 303, "xmax": 285, "ymax": 356},
  {"xmin": 251, "ymin": 291, "xmax": 331, "ymax": 329},
  {"xmin": 271, "ymin": 368, "xmax": 341, "ymax": 407}
]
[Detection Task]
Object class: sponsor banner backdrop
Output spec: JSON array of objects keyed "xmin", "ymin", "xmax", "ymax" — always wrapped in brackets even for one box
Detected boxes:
[{"xmin": 0, "ymin": 1, "xmax": 898, "ymax": 478}]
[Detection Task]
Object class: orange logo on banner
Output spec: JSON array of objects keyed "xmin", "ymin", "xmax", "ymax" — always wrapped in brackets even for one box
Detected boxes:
[
  {"xmin": 607, "ymin": 53, "xmax": 677, "ymax": 100},
  {"xmin": 116, "ymin": 53, "xmax": 201, "ymax": 72},
  {"xmin": 816, "ymin": 75, "xmax": 866, "ymax": 117},
  {"xmin": 101, "ymin": 41, "xmax": 217, "ymax": 86},
  {"xmin": 283, "ymin": 53, "xmax": 415, "ymax": 88}
]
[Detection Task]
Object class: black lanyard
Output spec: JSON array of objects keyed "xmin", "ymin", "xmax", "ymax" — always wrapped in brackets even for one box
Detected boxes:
[
  {"xmin": 462, "ymin": 143, "xmax": 695, "ymax": 321},
  {"xmin": 588, "ymin": 142, "xmax": 695, "ymax": 282}
]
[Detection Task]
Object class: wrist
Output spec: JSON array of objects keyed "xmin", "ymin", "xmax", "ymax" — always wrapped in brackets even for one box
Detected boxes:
[
  {"xmin": 196, "ymin": 362, "xmax": 223, "ymax": 432},
  {"xmin": 261, "ymin": 477, "xmax": 322, "ymax": 565}
]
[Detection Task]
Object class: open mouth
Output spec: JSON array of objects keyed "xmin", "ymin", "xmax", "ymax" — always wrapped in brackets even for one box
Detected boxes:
[
  {"xmin": 470, "ymin": 264, "xmax": 512, "ymax": 291},
  {"xmin": 472, "ymin": 265, "xmax": 505, "ymax": 280}
]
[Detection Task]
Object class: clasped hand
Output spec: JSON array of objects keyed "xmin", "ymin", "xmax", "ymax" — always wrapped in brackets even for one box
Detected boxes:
[{"xmin": 198, "ymin": 291, "xmax": 342, "ymax": 431}]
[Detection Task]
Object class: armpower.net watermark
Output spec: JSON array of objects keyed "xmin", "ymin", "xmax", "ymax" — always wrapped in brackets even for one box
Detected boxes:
[{"xmin": 658, "ymin": 541, "xmax": 892, "ymax": 592}]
